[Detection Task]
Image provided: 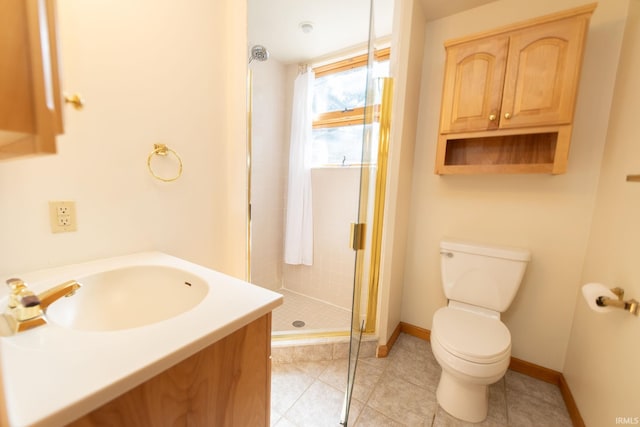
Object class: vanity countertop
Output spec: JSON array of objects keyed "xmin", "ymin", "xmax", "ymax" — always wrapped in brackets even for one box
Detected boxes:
[{"xmin": 0, "ymin": 252, "xmax": 283, "ymax": 427}]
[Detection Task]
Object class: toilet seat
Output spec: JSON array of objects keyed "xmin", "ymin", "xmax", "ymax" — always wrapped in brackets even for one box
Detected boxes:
[{"xmin": 432, "ymin": 307, "xmax": 511, "ymax": 364}]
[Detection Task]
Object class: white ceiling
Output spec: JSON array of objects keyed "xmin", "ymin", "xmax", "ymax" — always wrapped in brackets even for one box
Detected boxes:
[
  {"xmin": 248, "ymin": 0, "xmax": 497, "ymax": 65},
  {"xmin": 248, "ymin": 0, "xmax": 393, "ymax": 64}
]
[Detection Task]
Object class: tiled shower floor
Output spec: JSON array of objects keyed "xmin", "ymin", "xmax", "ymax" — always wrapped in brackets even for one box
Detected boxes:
[
  {"xmin": 272, "ymin": 289, "xmax": 351, "ymax": 334},
  {"xmin": 271, "ymin": 333, "xmax": 573, "ymax": 426}
]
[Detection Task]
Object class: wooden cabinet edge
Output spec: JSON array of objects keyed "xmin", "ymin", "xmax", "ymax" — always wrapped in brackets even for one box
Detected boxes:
[
  {"xmin": 0, "ymin": 0, "xmax": 62, "ymax": 161},
  {"xmin": 0, "ymin": 134, "xmax": 55, "ymax": 161},
  {"xmin": 45, "ymin": 0, "xmax": 64, "ymax": 135},
  {"xmin": 551, "ymin": 126, "xmax": 573, "ymax": 174},
  {"xmin": 443, "ymin": 2, "xmax": 597, "ymax": 48},
  {"xmin": 439, "ymin": 125, "xmax": 570, "ymax": 140},
  {"xmin": 68, "ymin": 313, "xmax": 272, "ymax": 427},
  {"xmin": 434, "ymin": 126, "xmax": 573, "ymax": 175},
  {"xmin": 436, "ymin": 164, "xmax": 556, "ymax": 175},
  {"xmin": 0, "ymin": 362, "xmax": 7, "ymax": 427},
  {"xmin": 25, "ymin": 0, "xmax": 62, "ymax": 151}
]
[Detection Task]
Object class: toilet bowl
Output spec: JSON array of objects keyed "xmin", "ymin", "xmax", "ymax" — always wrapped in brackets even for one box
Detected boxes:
[
  {"xmin": 431, "ymin": 304, "xmax": 511, "ymax": 422},
  {"xmin": 432, "ymin": 240, "xmax": 530, "ymax": 422}
]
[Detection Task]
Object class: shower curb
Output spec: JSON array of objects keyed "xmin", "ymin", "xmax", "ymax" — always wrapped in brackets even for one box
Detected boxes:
[{"xmin": 271, "ymin": 338, "xmax": 378, "ymax": 364}]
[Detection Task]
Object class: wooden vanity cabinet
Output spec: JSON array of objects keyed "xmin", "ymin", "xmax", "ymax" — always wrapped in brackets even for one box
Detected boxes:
[
  {"xmin": 436, "ymin": 3, "xmax": 596, "ymax": 175},
  {"xmin": 0, "ymin": 0, "xmax": 63, "ymax": 160},
  {"xmin": 69, "ymin": 314, "xmax": 273, "ymax": 427}
]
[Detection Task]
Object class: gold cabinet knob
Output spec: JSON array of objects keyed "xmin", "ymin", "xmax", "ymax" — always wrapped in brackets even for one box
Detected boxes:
[
  {"xmin": 488, "ymin": 114, "xmax": 497, "ymax": 121},
  {"xmin": 64, "ymin": 94, "xmax": 84, "ymax": 110},
  {"xmin": 504, "ymin": 112, "xmax": 512, "ymax": 119}
]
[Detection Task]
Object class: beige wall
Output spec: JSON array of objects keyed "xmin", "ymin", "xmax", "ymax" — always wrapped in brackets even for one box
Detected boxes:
[
  {"xmin": 400, "ymin": 0, "xmax": 629, "ymax": 370},
  {"xmin": 0, "ymin": 0, "xmax": 247, "ymax": 279},
  {"xmin": 564, "ymin": 0, "xmax": 640, "ymax": 424},
  {"xmin": 377, "ymin": 0, "xmax": 426, "ymax": 345},
  {"xmin": 249, "ymin": 58, "xmax": 287, "ymax": 290}
]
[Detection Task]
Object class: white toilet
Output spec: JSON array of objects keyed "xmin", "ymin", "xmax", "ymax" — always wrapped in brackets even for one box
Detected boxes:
[{"xmin": 431, "ymin": 239, "xmax": 531, "ymax": 423}]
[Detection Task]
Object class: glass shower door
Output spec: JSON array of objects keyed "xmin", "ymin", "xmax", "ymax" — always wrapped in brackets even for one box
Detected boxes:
[{"xmin": 341, "ymin": 0, "xmax": 392, "ymax": 423}]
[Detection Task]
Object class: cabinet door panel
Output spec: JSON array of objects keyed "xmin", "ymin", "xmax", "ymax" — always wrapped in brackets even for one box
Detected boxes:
[
  {"xmin": 0, "ymin": 0, "xmax": 61, "ymax": 159},
  {"xmin": 440, "ymin": 36, "xmax": 508, "ymax": 133},
  {"xmin": 500, "ymin": 16, "xmax": 589, "ymax": 129},
  {"xmin": 0, "ymin": 0, "xmax": 35, "ymax": 133}
]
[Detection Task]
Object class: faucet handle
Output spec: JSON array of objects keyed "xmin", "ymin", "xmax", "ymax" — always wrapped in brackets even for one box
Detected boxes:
[
  {"xmin": 6, "ymin": 277, "xmax": 26, "ymax": 291},
  {"xmin": 20, "ymin": 295, "xmax": 41, "ymax": 307},
  {"xmin": 6, "ymin": 278, "xmax": 27, "ymax": 308},
  {"xmin": 5, "ymin": 278, "xmax": 41, "ymax": 307}
]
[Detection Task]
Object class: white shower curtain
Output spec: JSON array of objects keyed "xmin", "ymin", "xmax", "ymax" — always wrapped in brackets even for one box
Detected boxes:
[{"xmin": 284, "ymin": 69, "xmax": 314, "ymax": 265}]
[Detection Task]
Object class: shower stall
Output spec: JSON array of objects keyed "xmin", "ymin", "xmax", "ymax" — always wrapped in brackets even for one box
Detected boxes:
[
  {"xmin": 248, "ymin": 50, "xmax": 354, "ymax": 337},
  {"xmin": 247, "ymin": 56, "xmax": 390, "ymax": 336},
  {"xmin": 247, "ymin": 0, "xmax": 393, "ymax": 422}
]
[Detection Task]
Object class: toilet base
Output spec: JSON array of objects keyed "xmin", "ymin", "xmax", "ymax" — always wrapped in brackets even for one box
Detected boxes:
[{"xmin": 436, "ymin": 369, "xmax": 489, "ymax": 423}]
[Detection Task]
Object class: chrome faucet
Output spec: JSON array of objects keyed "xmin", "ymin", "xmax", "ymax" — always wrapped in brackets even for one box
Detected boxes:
[{"xmin": 4, "ymin": 278, "xmax": 81, "ymax": 333}]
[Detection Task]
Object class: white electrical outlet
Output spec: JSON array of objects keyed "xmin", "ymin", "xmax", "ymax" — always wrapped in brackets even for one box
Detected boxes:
[{"xmin": 49, "ymin": 201, "xmax": 77, "ymax": 233}]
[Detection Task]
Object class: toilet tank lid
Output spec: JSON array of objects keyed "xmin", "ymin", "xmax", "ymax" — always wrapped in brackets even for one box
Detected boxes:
[{"xmin": 441, "ymin": 239, "xmax": 531, "ymax": 261}]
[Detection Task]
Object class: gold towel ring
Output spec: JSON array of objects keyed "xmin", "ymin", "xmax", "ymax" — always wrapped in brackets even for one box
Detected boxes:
[{"xmin": 147, "ymin": 144, "xmax": 183, "ymax": 182}]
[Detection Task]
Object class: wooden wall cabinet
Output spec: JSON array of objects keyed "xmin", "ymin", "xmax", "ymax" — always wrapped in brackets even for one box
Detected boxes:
[
  {"xmin": 435, "ymin": 3, "xmax": 596, "ymax": 175},
  {"xmin": 0, "ymin": 0, "xmax": 63, "ymax": 161}
]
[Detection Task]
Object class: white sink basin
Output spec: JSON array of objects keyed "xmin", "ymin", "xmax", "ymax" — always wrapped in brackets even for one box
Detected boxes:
[
  {"xmin": 1, "ymin": 252, "xmax": 283, "ymax": 427},
  {"xmin": 46, "ymin": 265, "xmax": 208, "ymax": 331}
]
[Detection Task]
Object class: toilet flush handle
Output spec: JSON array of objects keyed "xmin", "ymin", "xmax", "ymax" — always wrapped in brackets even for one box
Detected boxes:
[{"xmin": 440, "ymin": 251, "xmax": 453, "ymax": 258}]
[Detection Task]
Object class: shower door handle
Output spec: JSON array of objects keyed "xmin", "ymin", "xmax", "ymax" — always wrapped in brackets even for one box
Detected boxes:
[{"xmin": 349, "ymin": 223, "xmax": 366, "ymax": 251}]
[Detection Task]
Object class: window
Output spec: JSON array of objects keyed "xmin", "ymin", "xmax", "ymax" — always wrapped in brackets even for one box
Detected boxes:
[{"xmin": 311, "ymin": 48, "xmax": 390, "ymax": 166}]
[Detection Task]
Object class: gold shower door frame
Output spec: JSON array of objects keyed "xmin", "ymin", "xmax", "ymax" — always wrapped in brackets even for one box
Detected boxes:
[
  {"xmin": 342, "ymin": 75, "xmax": 394, "ymax": 426},
  {"xmin": 351, "ymin": 77, "xmax": 394, "ymax": 336},
  {"xmin": 246, "ymin": 69, "xmax": 253, "ymax": 283}
]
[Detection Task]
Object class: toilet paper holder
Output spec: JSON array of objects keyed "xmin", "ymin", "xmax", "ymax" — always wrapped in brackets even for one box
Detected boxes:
[{"xmin": 596, "ymin": 287, "xmax": 639, "ymax": 316}]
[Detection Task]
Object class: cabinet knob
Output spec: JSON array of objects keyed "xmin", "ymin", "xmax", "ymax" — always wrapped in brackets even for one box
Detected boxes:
[
  {"xmin": 504, "ymin": 112, "xmax": 512, "ymax": 120},
  {"xmin": 488, "ymin": 114, "xmax": 497, "ymax": 121},
  {"xmin": 64, "ymin": 94, "xmax": 85, "ymax": 110}
]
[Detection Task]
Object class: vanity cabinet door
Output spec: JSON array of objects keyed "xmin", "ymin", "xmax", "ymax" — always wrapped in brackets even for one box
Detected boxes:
[
  {"xmin": 439, "ymin": 36, "xmax": 509, "ymax": 134},
  {"xmin": 499, "ymin": 15, "xmax": 590, "ymax": 129},
  {"xmin": 68, "ymin": 314, "xmax": 272, "ymax": 426},
  {"xmin": 0, "ymin": 0, "xmax": 63, "ymax": 160}
]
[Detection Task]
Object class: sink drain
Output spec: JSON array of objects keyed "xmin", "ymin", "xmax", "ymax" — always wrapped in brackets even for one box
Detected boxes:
[{"xmin": 292, "ymin": 320, "xmax": 305, "ymax": 328}]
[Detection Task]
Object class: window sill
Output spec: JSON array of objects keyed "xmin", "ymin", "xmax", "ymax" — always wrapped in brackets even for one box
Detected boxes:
[{"xmin": 311, "ymin": 163, "xmax": 375, "ymax": 169}]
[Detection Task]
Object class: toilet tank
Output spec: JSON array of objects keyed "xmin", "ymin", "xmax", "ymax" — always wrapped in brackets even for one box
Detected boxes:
[{"xmin": 440, "ymin": 240, "xmax": 531, "ymax": 312}]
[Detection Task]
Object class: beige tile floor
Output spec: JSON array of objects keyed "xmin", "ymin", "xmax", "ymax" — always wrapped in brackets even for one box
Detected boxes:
[{"xmin": 271, "ymin": 333, "xmax": 572, "ymax": 426}]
